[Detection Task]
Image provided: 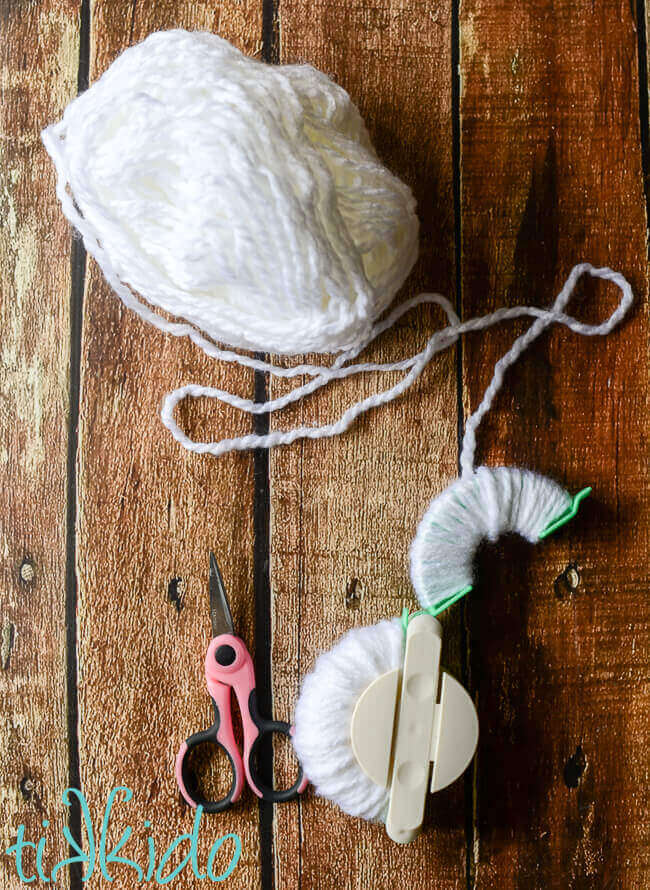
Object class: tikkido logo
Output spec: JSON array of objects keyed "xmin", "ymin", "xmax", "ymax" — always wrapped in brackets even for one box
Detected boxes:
[{"xmin": 5, "ymin": 787, "xmax": 242, "ymax": 884}]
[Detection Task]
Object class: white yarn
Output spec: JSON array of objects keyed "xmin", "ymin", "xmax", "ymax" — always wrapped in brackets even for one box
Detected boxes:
[
  {"xmin": 41, "ymin": 30, "xmax": 634, "ymax": 458},
  {"xmin": 43, "ymin": 31, "xmax": 417, "ymax": 356},
  {"xmin": 292, "ymin": 619, "xmax": 403, "ymax": 822},
  {"xmin": 410, "ymin": 466, "xmax": 575, "ymax": 611}
]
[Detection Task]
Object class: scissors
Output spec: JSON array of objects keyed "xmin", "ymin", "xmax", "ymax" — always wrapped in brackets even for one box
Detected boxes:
[{"xmin": 175, "ymin": 553, "xmax": 308, "ymax": 812}]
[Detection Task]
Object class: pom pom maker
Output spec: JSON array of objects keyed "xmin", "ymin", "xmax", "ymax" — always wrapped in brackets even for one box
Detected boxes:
[{"xmin": 350, "ymin": 613, "xmax": 478, "ymax": 843}]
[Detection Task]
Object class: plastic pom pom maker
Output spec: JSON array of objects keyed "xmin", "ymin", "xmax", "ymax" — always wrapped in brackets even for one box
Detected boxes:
[
  {"xmin": 352, "ymin": 613, "xmax": 478, "ymax": 843},
  {"xmin": 346, "ymin": 488, "xmax": 590, "ymax": 844}
]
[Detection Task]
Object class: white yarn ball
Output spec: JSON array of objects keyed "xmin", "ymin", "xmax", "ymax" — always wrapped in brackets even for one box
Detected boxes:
[
  {"xmin": 293, "ymin": 619, "xmax": 403, "ymax": 822},
  {"xmin": 43, "ymin": 29, "xmax": 418, "ymax": 355},
  {"xmin": 410, "ymin": 466, "xmax": 577, "ymax": 610}
]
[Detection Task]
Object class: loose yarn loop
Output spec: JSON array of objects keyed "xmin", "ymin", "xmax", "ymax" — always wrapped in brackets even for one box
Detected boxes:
[
  {"xmin": 410, "ymin": 467, "xmax": 576, "ymax": 611},
  {"xmin": 41, "ymin": 30, "xmax": 634, "ymax": 459},
  {"xmin": 292, "ymin": 619, "xmax": 403, "ymax": 822},
  {"xmin": 160, "ymin": 263, "xmax": 633, "ymax": 456}
]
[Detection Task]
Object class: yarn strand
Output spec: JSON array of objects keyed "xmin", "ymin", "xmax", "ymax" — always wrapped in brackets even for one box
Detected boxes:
[
  {"xmin": 160, "ymin": 263, "xmax": 633, "ymax": 458},
  {"xmin": 458, "ymin": 263, "xmax": 633, "ymax": 476}
]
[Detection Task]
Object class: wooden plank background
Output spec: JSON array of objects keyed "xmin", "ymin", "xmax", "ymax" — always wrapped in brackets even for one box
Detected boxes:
[{"xmin": 0, "ymin": 1, "xmax": 648, "ymax": 888}]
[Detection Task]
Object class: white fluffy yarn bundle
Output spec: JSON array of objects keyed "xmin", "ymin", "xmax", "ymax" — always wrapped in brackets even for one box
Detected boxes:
[
  {"xmin": 42, "ymin": 30, "xmax": 635, "ymax": 458},
  {"xmin": 292, "ymin": 619, "xmax": 403, "ymax": 821},
  {"xmin": 43, "ymin": 30, "xmax": 417, "ymax": 357}
]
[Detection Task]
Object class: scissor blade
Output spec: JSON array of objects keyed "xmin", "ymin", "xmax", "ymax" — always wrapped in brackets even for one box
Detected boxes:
[{"xmin": 209, "ymin": 552, "xmax": 235, "ymax": 638}]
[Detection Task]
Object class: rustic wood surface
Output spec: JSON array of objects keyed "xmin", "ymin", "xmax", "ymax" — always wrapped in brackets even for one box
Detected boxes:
[
  {"xmin": 1, "ymin": 1, "xmax": 648, "ymax": 889},
  {"xmin": 0, "ymin": 2, "xmax": 80, "ymax": 887}
]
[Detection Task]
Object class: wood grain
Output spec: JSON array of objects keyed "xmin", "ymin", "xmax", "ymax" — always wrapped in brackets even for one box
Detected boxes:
[
  {"xmin": 76, "ymin": 4, "xmax": 265, "ymax": 887},
  {"xmin": 459, "ymin": 2, "xmax": 650, "ymax": 887},
  {"xmin": 2, "ymin": 2, "xmax": 649, "ymax": 888},
  {"xmin": 0, "ymin": 2, "xmax": 80, "ymax": 886},
  {"xmin": 272, "ymin": 2, "xmax": 466, "ymax": 887}
]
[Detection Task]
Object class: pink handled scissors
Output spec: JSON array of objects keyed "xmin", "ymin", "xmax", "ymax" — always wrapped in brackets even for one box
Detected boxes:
[{"xmin": 175, "ymin": 553, "xmax": 308, "ymax": 813}]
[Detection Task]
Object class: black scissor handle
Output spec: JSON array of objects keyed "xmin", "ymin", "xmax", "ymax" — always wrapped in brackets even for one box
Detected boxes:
[
  {"xmin": 246, "ymin": 690, "xmax": 307, "ymax": 803},
  {"xmin": 177, "ymin": 703, "xmax": 239, "ymax": 814}
]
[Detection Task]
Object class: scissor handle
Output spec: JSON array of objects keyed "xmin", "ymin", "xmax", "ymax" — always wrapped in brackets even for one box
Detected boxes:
[
  {"xmin": 245, "ymin": 690, "xmax": 309, "ymax": 803},
  {"xmin": 208, "ymin": 634, "xmax": 307, "ymax": 804},
  {"xmin": 175, "ymin": 684, "xmax": 245, "ymax": 813},
  {"xmin": 177, "ymin": 634, "xmax": 308, "ymax": 811}
]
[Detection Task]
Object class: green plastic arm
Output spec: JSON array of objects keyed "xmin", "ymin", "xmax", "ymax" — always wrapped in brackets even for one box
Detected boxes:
[{"xmin": 539, "ymin": 487, "xmax": 592, "ymax": 539}]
